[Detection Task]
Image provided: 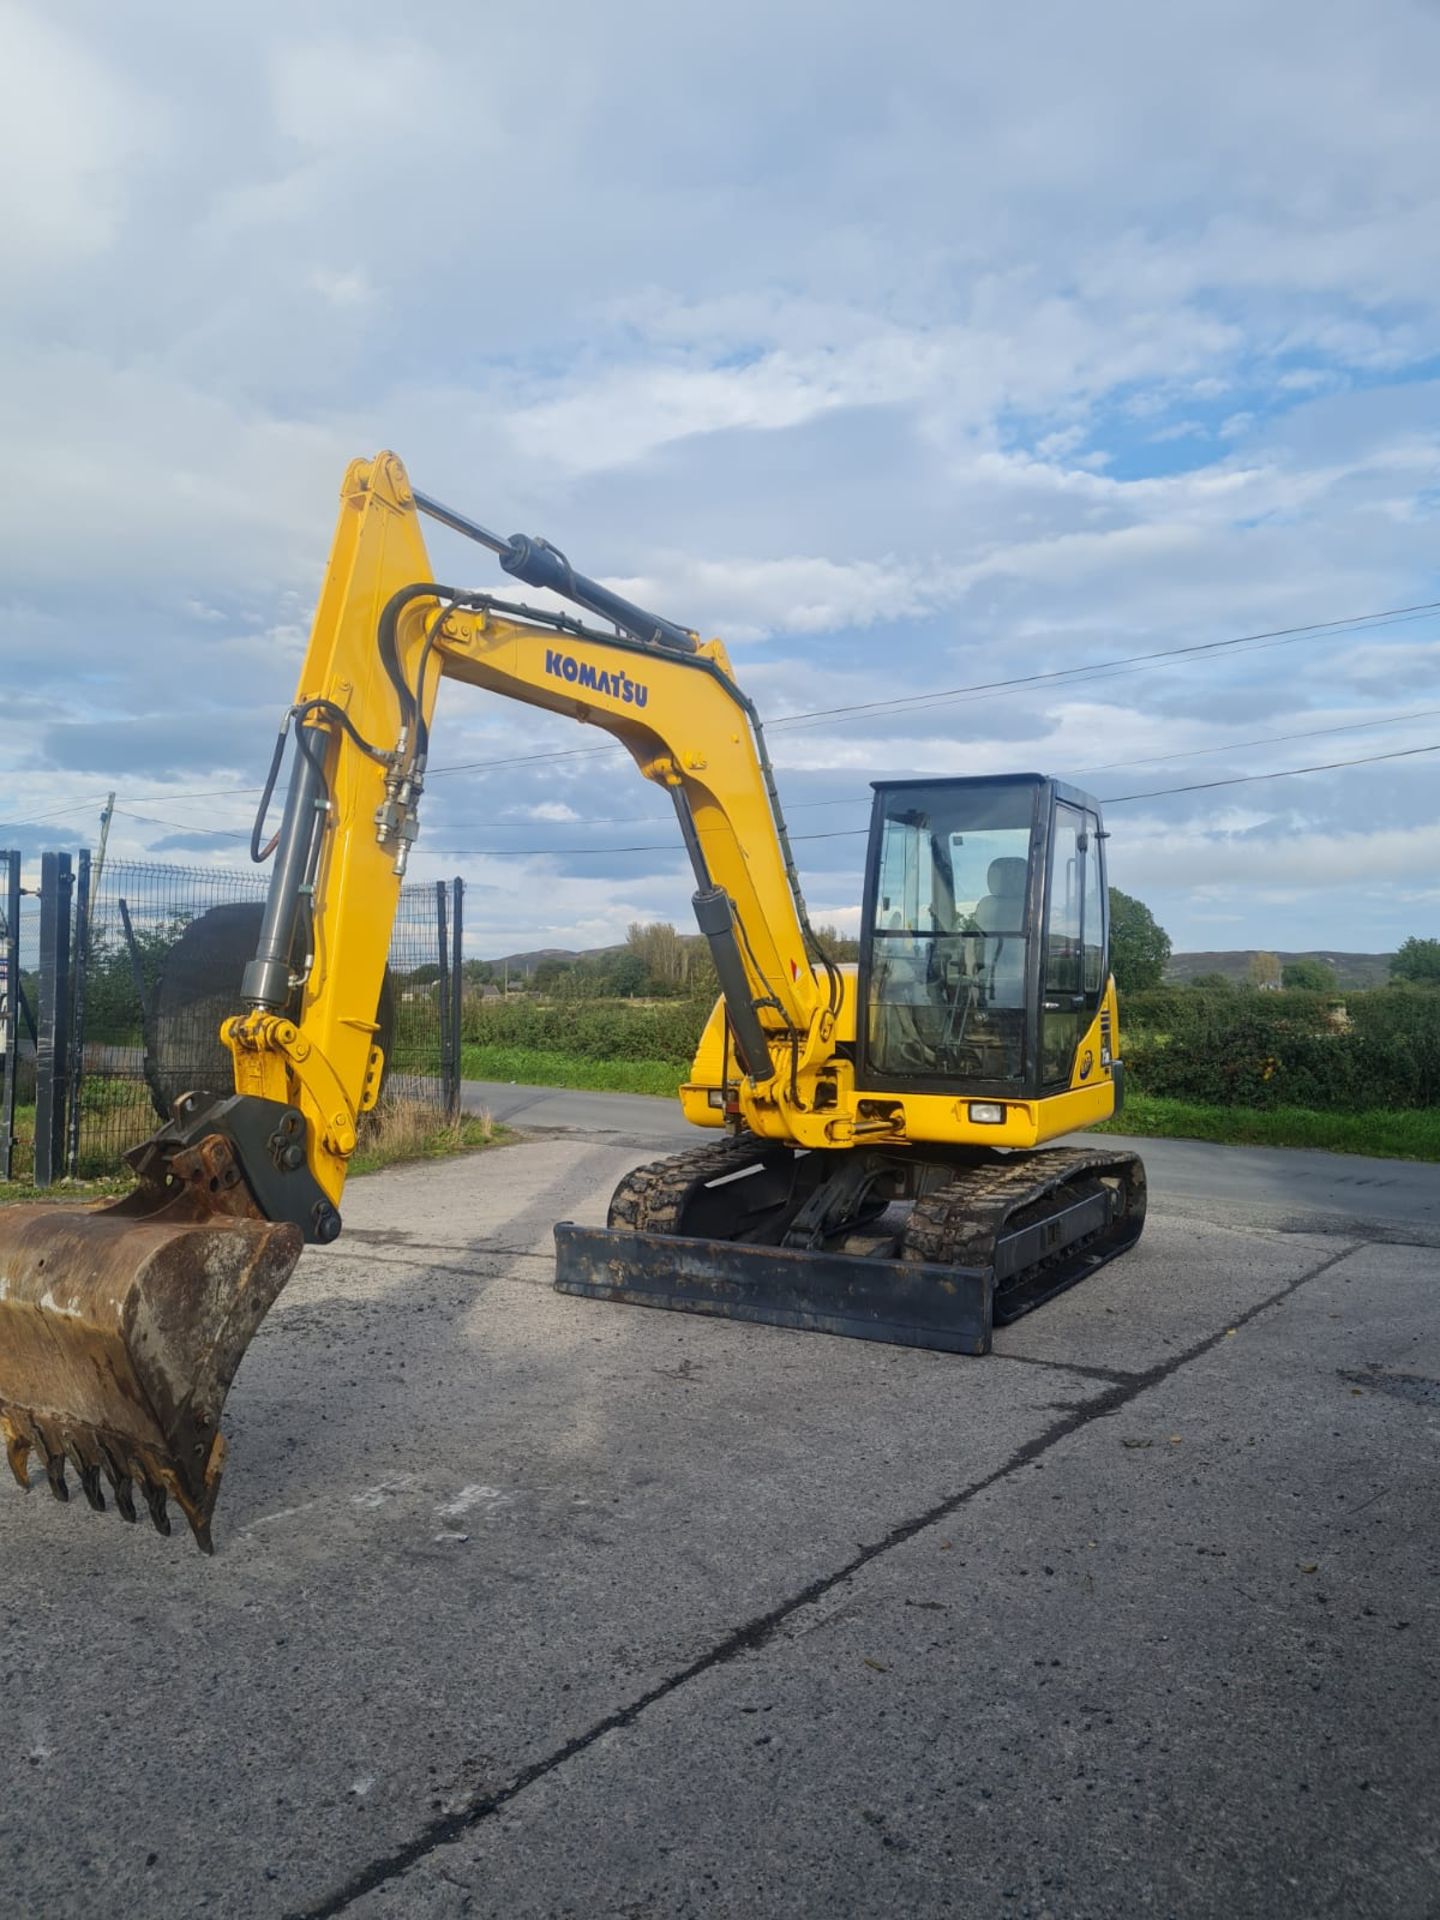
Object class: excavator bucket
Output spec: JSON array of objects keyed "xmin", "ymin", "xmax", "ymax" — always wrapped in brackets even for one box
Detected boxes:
[{"xmin": 0, "ymin": 1187, "xmax": 302, "ymax": 1553}]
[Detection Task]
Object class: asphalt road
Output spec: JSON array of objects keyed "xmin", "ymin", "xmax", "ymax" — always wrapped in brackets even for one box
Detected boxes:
[{"xmin": 1, "ymin": 1102, "xmax": 1436, "ymax": 1918}]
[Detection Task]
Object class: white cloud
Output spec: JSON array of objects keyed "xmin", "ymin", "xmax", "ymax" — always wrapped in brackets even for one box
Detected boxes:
[
  {"xmin": 269, "ymin": 38, "xmax": 446, "ymax": 152},
  {"xmin": 0, "ymin": 5, "xmax": 154, "ymax": 288},
  {"xmin": 308, "ymin": 267, "xmax": 374, "ymax": 309},
  {"xmin": 515, "ymin": 802, "xmax": 581, "ymax": 823},
  {"xmin": 4, "ymin": 0, "xmax": 1440, "ymax": 954},
  {"xmin": 1118, "ymin": 820, "xmax": 1440, "ymax": 894}
]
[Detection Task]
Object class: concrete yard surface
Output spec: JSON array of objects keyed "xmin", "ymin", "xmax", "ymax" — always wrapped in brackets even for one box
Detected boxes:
[{"xmin": 0, "ymin": 1114, "xmax": 1436, "ymax": 1919}]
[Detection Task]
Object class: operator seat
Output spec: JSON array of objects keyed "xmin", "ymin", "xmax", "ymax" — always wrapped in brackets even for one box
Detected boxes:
[{"xmin": 973, "ymin": 857, "xmax": 1027, "ymax": 1005}]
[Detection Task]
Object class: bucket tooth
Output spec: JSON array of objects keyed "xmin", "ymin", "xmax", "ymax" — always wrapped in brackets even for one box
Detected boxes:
[
  {"xmin": 143, "ymin": 1479, "xmax": 171, "ymax": 1538},
  {"xmin": 40, "ymin": 1439, "xmax": 69, "ymax": 1504},
  {"xmin": 2, "ymin": 1415, "xmax": 31, "ymax": 1491},
  {"xmin": 66, "ymin": 1441, "xmax": 107, "ymax": 1513},
  {"xmin": 97, "ymin": 1440, "xmax": 139, "ymax": 1524}
]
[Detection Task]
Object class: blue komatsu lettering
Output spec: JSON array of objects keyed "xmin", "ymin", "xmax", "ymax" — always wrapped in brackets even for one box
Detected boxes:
[{"xmin": 542, "ymin": 649, "xmax": 648, "ymax": 704}]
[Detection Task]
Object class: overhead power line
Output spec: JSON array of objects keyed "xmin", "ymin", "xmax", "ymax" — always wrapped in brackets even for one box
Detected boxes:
[
  {"xmin": 0, "ymin": 796, "xmax": 111, "ymax": 831},
  {"xmin": 79, "ymin": 683, "xmax": 1440, "ymax": 831},
  {"xmin": 426, "ymin": 599, "xmax": 1440, "ymax": 775},
  {"xmin": 417, "ymin": 741, "xmax": 1440, "ymax": 855},
  {"xmin": 105, "ymin": 732, "xmax": 1440, "ymax": 857},
  {"xmin": 1100, "ymin": 739, "xmax": 1440, "ymax": 803},
  {"xmin": 112, "ymin": 808, "xmax": 248, "ymax": 840},
  {"xmin": 416, "ymin": 709, "xmax": 1440, "ymax": 849},
  {"xmin": 109, "ymin": 594, "xmax": 1440, "ymax": 801},
  {"xmin": 762, "ymin": 602, "xmax": 1440, "ymax": 734},
  {"xmin": 1063, "ymin": 702, "xmax": 1440, "ymax": 777}
]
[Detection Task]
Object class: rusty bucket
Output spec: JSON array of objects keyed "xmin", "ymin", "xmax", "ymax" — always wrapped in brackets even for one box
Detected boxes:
[{"xmin": 0, "ymin": 1187, "xmax": 302, "ymax": 1552}]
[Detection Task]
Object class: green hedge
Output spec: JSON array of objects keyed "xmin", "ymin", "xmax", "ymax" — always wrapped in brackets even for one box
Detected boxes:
[
  {"xmin": 462, "ymin": 986, "xmax": 1440, "ymax": 1114},
  {"xmin": 1120, "ymin": 987, "xmax": 1338, "ymax": 1036},
  {"xmin": 462, "ymin": 994, "xmax": 709, "ymax": 1065},
  {"xmin": 1121, "ymin": 988, "xmax": 1440, "ymax": 1112}
]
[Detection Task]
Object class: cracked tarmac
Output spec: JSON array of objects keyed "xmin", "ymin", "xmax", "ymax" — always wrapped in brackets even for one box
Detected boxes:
[{"xmin": 1, "ymin": 1116, "xmax": 1436, "ymax": 1918}]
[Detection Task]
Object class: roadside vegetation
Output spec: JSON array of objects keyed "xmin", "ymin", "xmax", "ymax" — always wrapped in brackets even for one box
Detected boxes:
[
  {"xmin": 0, "ymin": 1093, "xmax": 507, "ymax": 1204},
  {"xmin": 348, "ymin": 1098, "xmax": 508, "ymax": 1174},
  {"xmin": 1094, "ymin": 1095, "xmax": 1440, "ymax": 1162},
  {"xmin": 8, "ymin": 909, "xmax": 1436, "ymax": 1185},
  {"xmin": 461, "ymin": 1044, "xmax": 681, "ymax": 1098},
  {"xmin": 458, "ymin": 910, "xmax": 1440, "ymax": 1162}
]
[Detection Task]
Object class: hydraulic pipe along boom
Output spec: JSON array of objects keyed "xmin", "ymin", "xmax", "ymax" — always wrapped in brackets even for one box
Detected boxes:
[{"xmin": 241, "ymin": 731, "xmax": 327, "ymax": 1010}]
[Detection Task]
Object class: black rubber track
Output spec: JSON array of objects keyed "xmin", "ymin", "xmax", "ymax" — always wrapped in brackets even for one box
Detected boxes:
[{"xmin": 607, "ymin": 1137, "xmax": 1146, "ymax": 1328}]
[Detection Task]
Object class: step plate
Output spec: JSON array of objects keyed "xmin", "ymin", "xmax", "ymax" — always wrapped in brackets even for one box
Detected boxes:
[{"xmin": 553, "ymin": 1222, "xmax": 994, "ymax": 1355}]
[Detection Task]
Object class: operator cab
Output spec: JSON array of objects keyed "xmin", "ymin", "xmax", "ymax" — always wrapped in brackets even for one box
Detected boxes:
[{"xmin": 859, "ymin": 775, "xmax": 1109, "ymax": 1098}]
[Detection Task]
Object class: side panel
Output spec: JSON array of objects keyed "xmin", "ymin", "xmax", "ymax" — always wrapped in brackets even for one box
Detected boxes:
[{"xmin": 681, "ymin": 969, "xmax": 1119, "ymax": 1149}]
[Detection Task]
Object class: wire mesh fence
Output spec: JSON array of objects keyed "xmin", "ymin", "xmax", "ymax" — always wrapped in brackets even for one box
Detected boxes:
[
  {"xmin": 78, "ymin": 859, "xmax": 265, "ymax": 1175},
  {"xmin": 0, "ymin": 851, "xmax": 462, "ymax": 1184},
  {"xmin": 0, "ymin": 848, "xmax": 32, "ymax": 1181}
]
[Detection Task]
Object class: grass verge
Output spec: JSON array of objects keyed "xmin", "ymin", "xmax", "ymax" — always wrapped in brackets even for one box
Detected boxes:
[
  {"xmin": 462, "ymin": 1043, "xmax": 683, "ymax": 1099},
  {"xmin": 0, "ymin": 1098, "xmax": 509, "ymax": 1204},
  {"xmin": 468, "ymin": 1047, "xmax": 1440, "ymax": 1162},
  {"xmin": 349, "ymin": 1098, "xmax": 511, "ymax": 1175},
  {"xmin": 1093, "ymin": 1093, "xmax": 1440, "ymax": 1162}
]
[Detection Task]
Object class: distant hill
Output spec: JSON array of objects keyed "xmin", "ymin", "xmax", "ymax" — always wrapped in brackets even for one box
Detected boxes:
[
  {"xmin": 1167, "ymin": 950, "xmax": 1394, "ymax": 989},
  {"xmin": 482, "ymin": 942, "xmax": 1397, "ymax": 990},
  {"xmin": 481, "ymin": 943, "xmax": 624, "ymax": 979}
]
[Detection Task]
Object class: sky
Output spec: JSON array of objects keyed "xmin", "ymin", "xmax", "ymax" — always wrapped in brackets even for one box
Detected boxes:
[{"xmin": 1, "ymin": 0, "xmax": 1438, "ymax": 959}]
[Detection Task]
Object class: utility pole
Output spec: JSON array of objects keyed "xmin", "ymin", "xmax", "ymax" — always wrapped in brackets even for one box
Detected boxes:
[{"xmin": 91, "ymin": 792, "xmax": 115, "ymax": 911}]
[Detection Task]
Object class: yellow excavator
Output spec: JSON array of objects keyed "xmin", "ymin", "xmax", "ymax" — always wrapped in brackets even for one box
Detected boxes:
[{"xmin": 0, "ymin": 452, "xmax": 1144, "ymax": 1552}]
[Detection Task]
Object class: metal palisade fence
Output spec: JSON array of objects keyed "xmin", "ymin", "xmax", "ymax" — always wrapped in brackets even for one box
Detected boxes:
[{"xmin": 0, "ymin": 849, "xmax": 463, "ymax": 1185}]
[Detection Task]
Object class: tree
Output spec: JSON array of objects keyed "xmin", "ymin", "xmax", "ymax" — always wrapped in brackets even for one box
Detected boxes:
[
  {"xmin": 811, "ymin": 922, "xmax": 861, "ymax": 962},
  {"xmin": 1247, "ymin": 951, "xmax": 1282, "ymax": 991},
  {"xmin": 1189, "ymin": 971, "xmax": 1235, "ymax": 992},
  {"xmin": 1108, "ymin": 889, "xmax": 1171, "ymax": 992},
  {"xmin": 1282, "ymin": 957, "xmax": 1337, "ymax": 992},
  {"xmin": 81, "ymin": 918, "xmax": 191, "ymax": 1044},
  {"xmin": 626, "ymin": 920, "xmax": 708, "ymax": 994},
  {"xmin": 609, "ymin": 951, "xmax": 650, "ymax": 998},
  {"xmin": 1390, "ymin": 936, "xmax": 1440, "ymax": 986}
]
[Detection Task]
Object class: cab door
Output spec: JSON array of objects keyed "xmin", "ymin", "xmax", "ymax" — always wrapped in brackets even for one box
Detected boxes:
[{"xmin": 1040, "ymin": 801, "xmax": 1106, "ymax": 1086}]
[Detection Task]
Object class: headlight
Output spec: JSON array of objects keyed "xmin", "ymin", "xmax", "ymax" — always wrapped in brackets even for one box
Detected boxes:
[
  {"xmin": 968, "ymin": 1102, "xmax": 1005, "ymax": 1125},
  {"xmin": 707, "ymin": 1089, "xmax": 726, "ymax": 1109}
]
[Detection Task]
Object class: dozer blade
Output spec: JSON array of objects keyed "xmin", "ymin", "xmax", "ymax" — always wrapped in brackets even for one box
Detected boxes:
[
  {"xmin": 553, "ymin": 1222, "xmax": 996, "ymax": 1354},
  {"xmin": 0, "ymin": 1191, "xmax": 303, "ymax": 1552}
]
